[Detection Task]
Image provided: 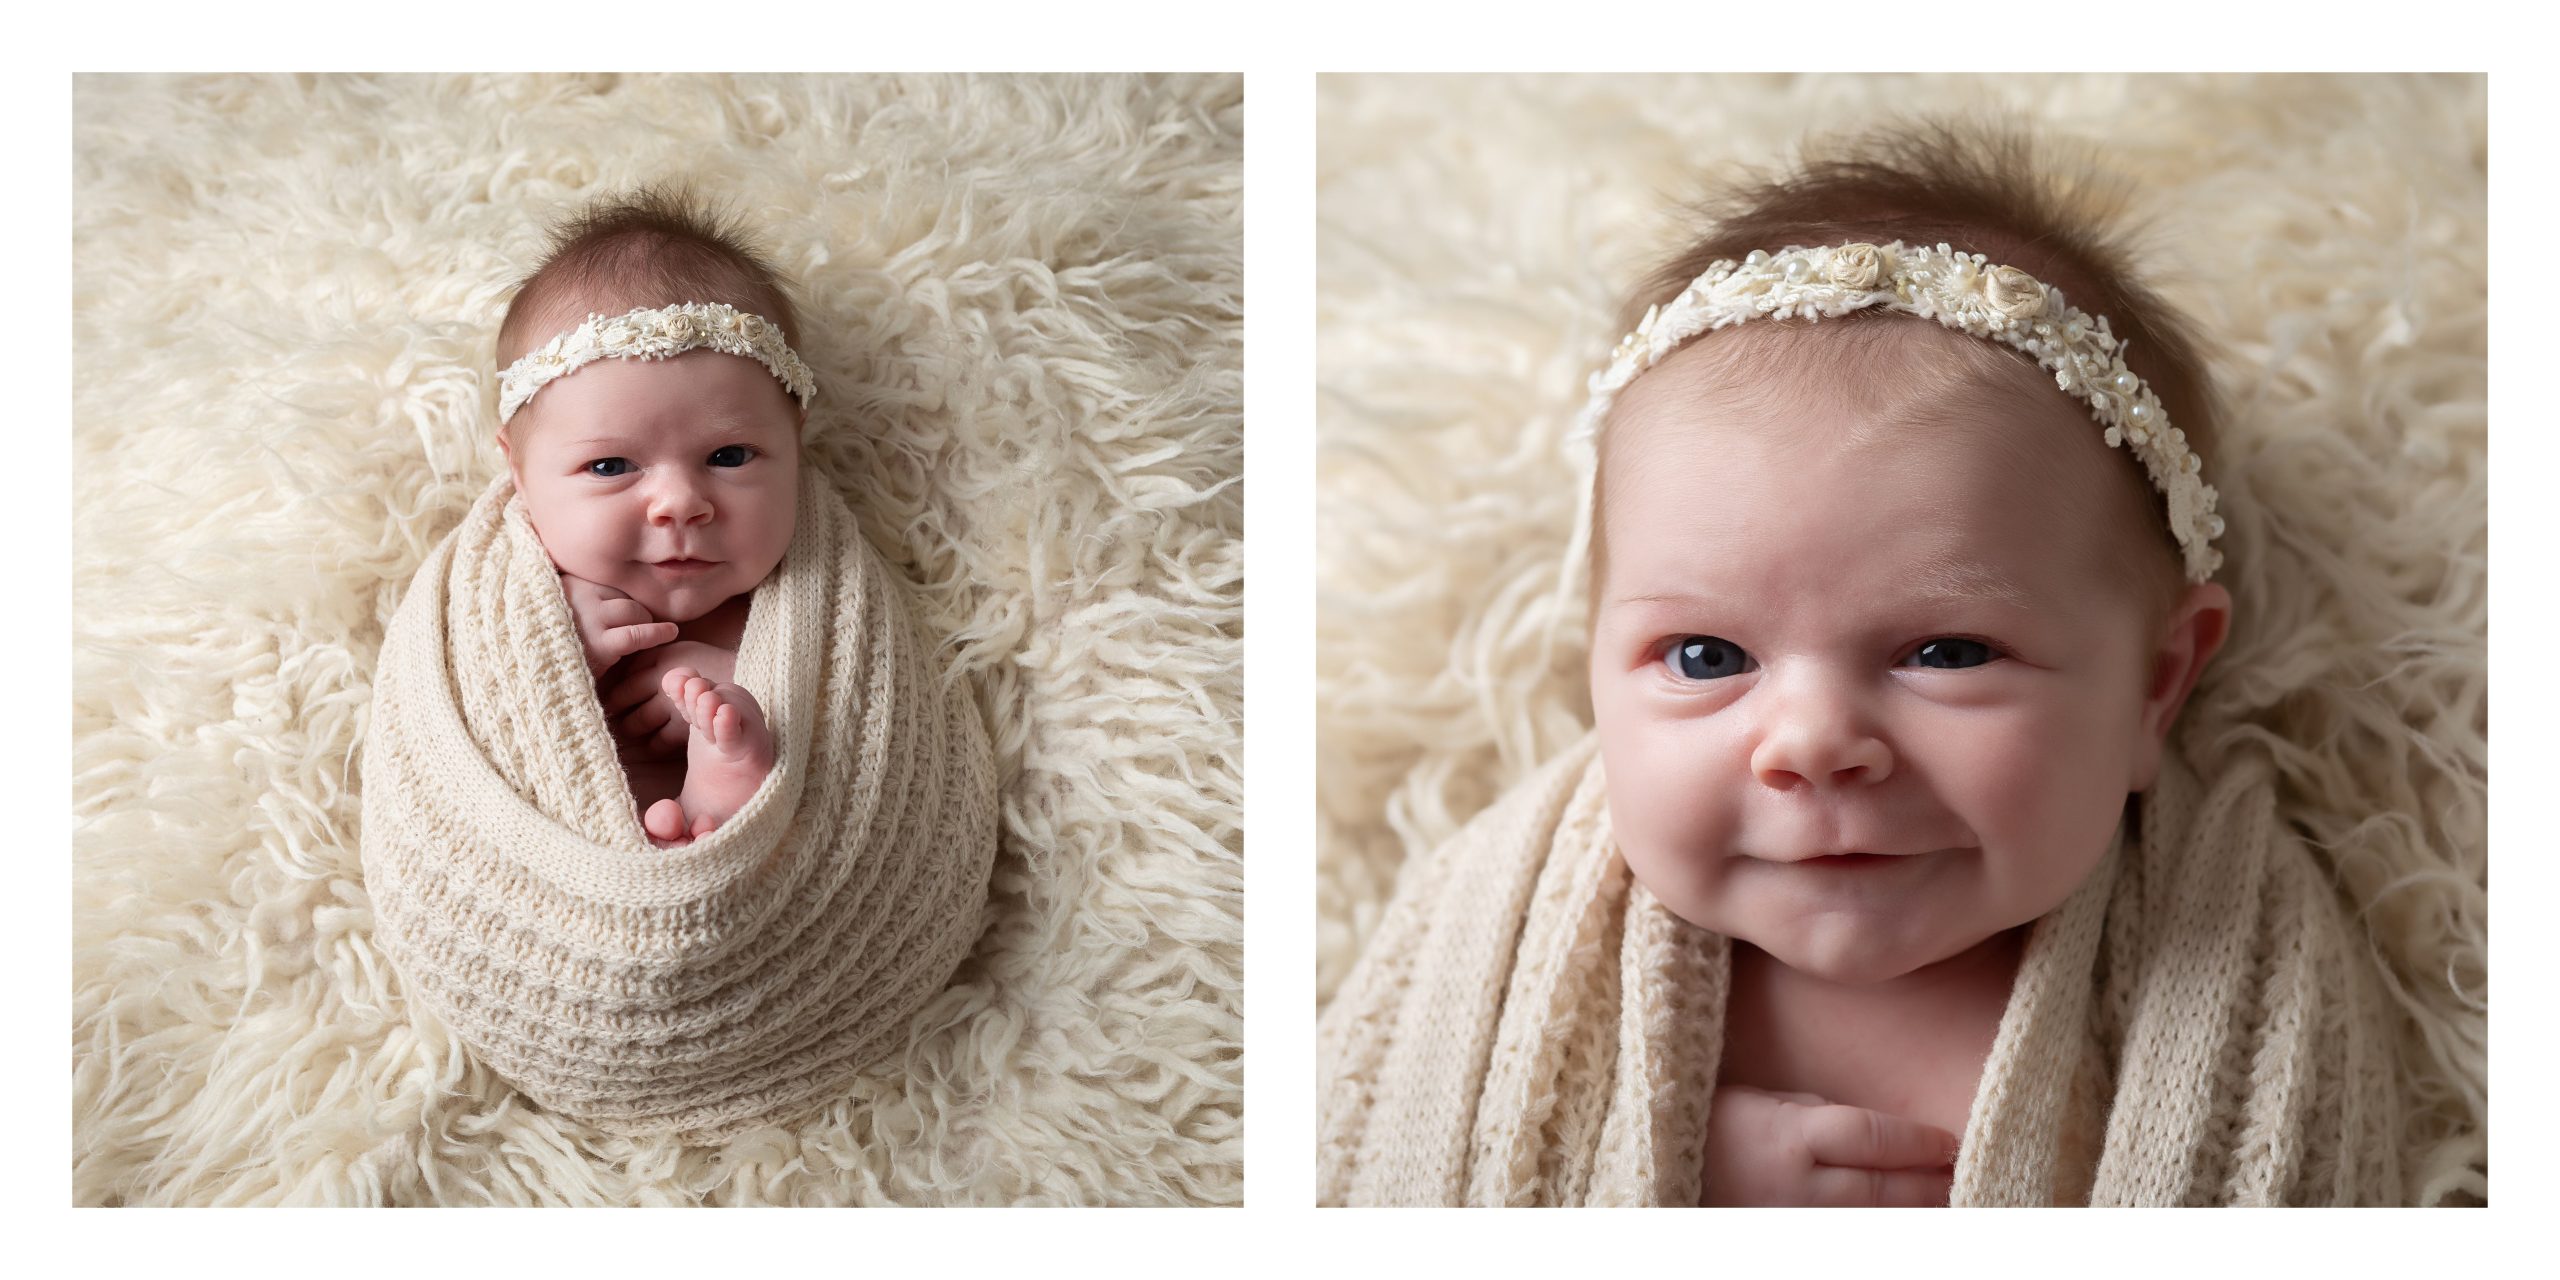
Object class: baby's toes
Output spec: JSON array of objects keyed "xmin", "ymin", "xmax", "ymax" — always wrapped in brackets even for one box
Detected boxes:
[
  {"xmin": 674, "ymin": 676, "xmax": 713, "ymax": 721},
  {"xmin": 660, "ymin": 666, "xmax": 701, "ymax": 700},
  {"xmin": 643, "ymin": 798, "xmax": 690, "ymax": 844},
  {"xmin": 694, "ymin": 683, "xmax": 733, "ymax": 732}
]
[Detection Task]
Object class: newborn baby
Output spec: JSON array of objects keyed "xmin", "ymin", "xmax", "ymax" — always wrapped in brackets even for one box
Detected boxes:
[
  {"xmin": 1319, "ymin": 121, "xmax": 2416, "ymax": 1208},
  {"xmin": 1583, "ymin": 242, "xmax": 2230, "ymax": 1203},
  {"xmin": 492, "ymin": 191, "xmax": 813, "ymax": 847},
  {"xmin": 366, "ymin": 188, "xmax": 1003, "ymax": 1139}
]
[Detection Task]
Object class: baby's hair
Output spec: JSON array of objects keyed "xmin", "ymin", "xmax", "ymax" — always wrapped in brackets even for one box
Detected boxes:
[
  {"xmin": 1592, "ymin": 111, "xmax": 2226, "ymax": 627},
  {"xmin": 495, "ymin": 183, "xmax": 803, "ymax": 384}
]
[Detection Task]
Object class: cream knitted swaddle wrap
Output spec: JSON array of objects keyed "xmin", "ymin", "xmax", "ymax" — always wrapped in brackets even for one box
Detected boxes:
[
  {"xmin": 360, "ymin": 466, "xmax": 999, "ymax": 1141},
  {"xmin": 1317, "ymin": 735, "xmax": 2408, "ymax": 1206}
]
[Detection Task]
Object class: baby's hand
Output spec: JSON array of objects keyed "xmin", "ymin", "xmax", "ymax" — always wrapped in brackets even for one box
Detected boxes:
[
  {"xmin": 1700, "ymin": 1084, "xmax": 1960, "ymax": 1207},
  {"xmin": 601, "ymin": 639, "xmax": 737, "ymax": 760},
  {"xmin": 559, "ymin": 573, "xmax": 679, "ymax": 678}
]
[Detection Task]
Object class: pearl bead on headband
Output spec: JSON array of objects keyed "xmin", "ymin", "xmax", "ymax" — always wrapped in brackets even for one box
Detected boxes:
[
  {"xmin": 497, "ymin": 301, "xmax": 818, "ymax": 429},
  {"xmin": 1564, "ymin": 240, "xmax": 2225, "ymax": 586}
]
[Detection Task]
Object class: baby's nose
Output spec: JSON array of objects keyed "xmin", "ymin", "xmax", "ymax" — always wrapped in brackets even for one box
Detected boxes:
[
  {"xmin": 646, "ymin": 474, "xmax": 715, "ymax": 524},
  {"xmin": 1749, "ymin": 682, "xmax": 1893, "ymax": 789}
]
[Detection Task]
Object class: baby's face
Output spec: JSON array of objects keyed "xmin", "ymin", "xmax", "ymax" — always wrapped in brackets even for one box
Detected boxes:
[
  {"xmin": 1588, "ymin": 326, "xmax": 2172, "ymax": 985},
  {"xmin": 501, "ymin": 348, "xmax": 801, "ymax": 624}
]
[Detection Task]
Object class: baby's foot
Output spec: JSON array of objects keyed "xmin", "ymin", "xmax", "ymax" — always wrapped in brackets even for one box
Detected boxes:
[{"xmin": 661, "ymin": 666, "xmax": 775, "ymax": 840}]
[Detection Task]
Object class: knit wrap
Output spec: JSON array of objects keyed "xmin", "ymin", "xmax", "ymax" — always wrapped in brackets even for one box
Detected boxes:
[
  {"xmin": 1317, "ymin": 735, "xmax": 2408, "ymax": 1205},
  {"xmin": 359, "ymin": 468, "xmax": 999, "ymax": 1141}
]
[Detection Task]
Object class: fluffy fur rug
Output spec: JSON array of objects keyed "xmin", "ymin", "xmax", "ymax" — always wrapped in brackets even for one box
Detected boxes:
[
  {"xmin": 1315, "ymin": 73, "xmax": 2485, "ymax": 1204},
  {"xmin": 73, "ymin": 73, "xmax": 1241, "ymax": 1206}
]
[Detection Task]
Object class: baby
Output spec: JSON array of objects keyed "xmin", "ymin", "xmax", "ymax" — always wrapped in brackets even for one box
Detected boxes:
[
  {"xmin": 1318, "ymin": 117, "xmax": 2425, "ymax": 1208},
  {"xmin": 491, "ymin": 188, "xmax": 810, "ymax": 847},
  {"xmin": 1579, "ymin": 147, "xmax": 2230, "ymax": 1202}
]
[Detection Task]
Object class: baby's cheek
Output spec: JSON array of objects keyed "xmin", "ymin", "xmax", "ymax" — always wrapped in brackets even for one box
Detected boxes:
[
  {"xmin": 1626, "ymin": 839, "xmax": 1732, "ymax": 929},
  {"xmin": 1943, "ymin": 720, "xmax": 2053, "ymax": 835},
  {"xmin": 1604, "ymin": 755, "xmax": 1735, "ymax": 916},
  {"xmin": 1943, "ymin": 706, "xmax": 2122, "ymax": 896}
]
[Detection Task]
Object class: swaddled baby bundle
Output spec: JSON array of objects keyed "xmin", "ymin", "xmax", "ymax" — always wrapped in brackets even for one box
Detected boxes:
[
  {"xmin": 361, "ymin": 465, "xmax": 999, "ymax": 1141},
  {"xmin": 1318, "ymin": 736, "xmax": 2411, "ymax": 1206}
]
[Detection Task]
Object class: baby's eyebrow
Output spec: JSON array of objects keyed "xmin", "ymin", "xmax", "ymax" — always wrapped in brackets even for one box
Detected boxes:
[
  {"xmin": 560, "ymin": 433, "xmax": 746, "ymax": 451},
  {"xmin": 562, "ymin": 418, "xmax": 784, "ymax": 449},
  {"xmin": 1903, "ymin": 554, "xmax": 2034, "ymax": 609},
  {"xmin": 1607, "ymin": 556, "xmax": 2036, "ymax": 612}
]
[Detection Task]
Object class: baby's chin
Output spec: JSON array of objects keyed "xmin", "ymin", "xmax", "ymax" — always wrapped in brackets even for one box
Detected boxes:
[
  {"xmin": 616, "ymin": 570, "xmax": 761, "ymax": 624},
  {"xmin": 1746, "ymin": 935, "xmax": 1945, "ymax": 986},
  {"xmin": 1710, "ymin": 909, "xmax": 1982, "ymax": 987}
]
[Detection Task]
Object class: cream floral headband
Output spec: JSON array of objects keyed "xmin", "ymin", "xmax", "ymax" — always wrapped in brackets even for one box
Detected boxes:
[
  {"xmin": 1568, "ymin": 240, "xmax": 2224, "ymax": 584},
  {"xmin": 497, "ymin": 301, "xmax": 818, "ymax": 427}
]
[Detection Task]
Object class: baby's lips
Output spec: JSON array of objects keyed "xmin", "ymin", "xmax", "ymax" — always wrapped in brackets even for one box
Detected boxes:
[{"xmin": 647, "ymin": 556, "xmax": 725, "ymax": 574}]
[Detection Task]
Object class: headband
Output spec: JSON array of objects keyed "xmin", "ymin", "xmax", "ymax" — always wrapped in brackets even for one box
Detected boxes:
[
  {"xmin": 1566, "ymin": 240, "xmax": 2224, "ymax": 586},
  {"xmin": 496, "ymin": 301, "xmax": 818, "ymax": 429}
]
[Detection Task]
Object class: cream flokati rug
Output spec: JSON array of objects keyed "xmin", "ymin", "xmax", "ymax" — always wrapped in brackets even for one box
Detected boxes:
[
  {"xmin": 73, "ymin": 73, "xmax": 1241, "ymax": 1206},
  {"xmin": 1316, "ymin": 74, "xmax": 2486, "ymax": 1202}
]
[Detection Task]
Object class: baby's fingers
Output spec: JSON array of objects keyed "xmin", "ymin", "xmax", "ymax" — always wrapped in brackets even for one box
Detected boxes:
[
  {"xmin": 1799, "ymin": 1103, "xmax": 1963, "ymax": 1172},
  {"xmin": 1759, "ymin": 1089, "xmax": 1833, "ymax": 1108},
  {"xmin": 603, "ymin": 621, "xmax": 680, "ymax": 662},
  {"xmin": 559, "ymin": 573, "xmax": 632, "ymax": 608},
  {"xmin": 592, "ymin": 597, "xmax": 660, "ymax": 631},
  {"xmin": 1806, "ymin": 1163, "xmax": 1955, "ymax": 1208}
]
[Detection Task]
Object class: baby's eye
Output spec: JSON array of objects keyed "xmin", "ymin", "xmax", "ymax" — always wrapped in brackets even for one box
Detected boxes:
[
  {"xmin": 1905, "ymin": 638, "xmax": 1998, "ymax": 670},
  {"xmin": 585, "ymin": 457, "xmax": 634, "ymax": 478},
  {"xmin": 1664, "ymin": 635, "xmax": 1754, "ymax": 681},
  {"xmin": 708, "ymin": 445, "xmax": 754, "ymax": 467}
]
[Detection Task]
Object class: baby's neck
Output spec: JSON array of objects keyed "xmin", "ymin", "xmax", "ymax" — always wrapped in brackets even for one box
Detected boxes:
[
  {"xmin": 1719, "ymin": 926, "xmax": 2026, "ymax": 1126},
  {"xmin": 676, "ymin": 593, "xmax": 754, "ymax": 650}
]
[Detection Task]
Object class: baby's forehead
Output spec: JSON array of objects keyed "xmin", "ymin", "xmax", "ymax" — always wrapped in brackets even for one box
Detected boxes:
[
  {"xmin": 1597, "ymin": 319, "xmax": 2163, "ymax": 583},
  {"xmin": 1612, "ymin": 320, "xmax": 2134, "ymax": 497}
]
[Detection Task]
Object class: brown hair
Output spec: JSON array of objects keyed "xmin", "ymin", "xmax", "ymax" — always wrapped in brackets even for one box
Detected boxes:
[
  {"xmin": 1591, "ymin": 111, "xmax": 2224, "ymax": 623},
  {"xmin": 496, "ymin": 183, "xmax": 804, "ymax": 409}
]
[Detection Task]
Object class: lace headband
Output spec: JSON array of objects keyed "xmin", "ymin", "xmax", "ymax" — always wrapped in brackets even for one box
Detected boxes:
[
  {"xmin": 497, "ymin": 301, "xmax": 818, "ymax": 428},
  {"xmin": 1566, "ymin": 240, "xmax": 2224, "ymax": 585}
]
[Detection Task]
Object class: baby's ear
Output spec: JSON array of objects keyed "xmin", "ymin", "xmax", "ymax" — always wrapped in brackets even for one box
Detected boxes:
[{"xmin": 2129, "ymin": 581, "xmax": 2234, "ymax": 792}]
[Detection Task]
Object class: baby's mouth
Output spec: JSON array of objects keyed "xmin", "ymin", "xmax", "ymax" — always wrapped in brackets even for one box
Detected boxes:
[
  {"xmin": 1794, "ymin": 852, "xmax": 1905, "ymax": 868},
  {"xmin": 1763, "ymin": 849, "xmax": 1932, "ymax": 868},
  {"xmin": 650, "ymin": 557, "xmax": 722, "ymax": 574}
]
